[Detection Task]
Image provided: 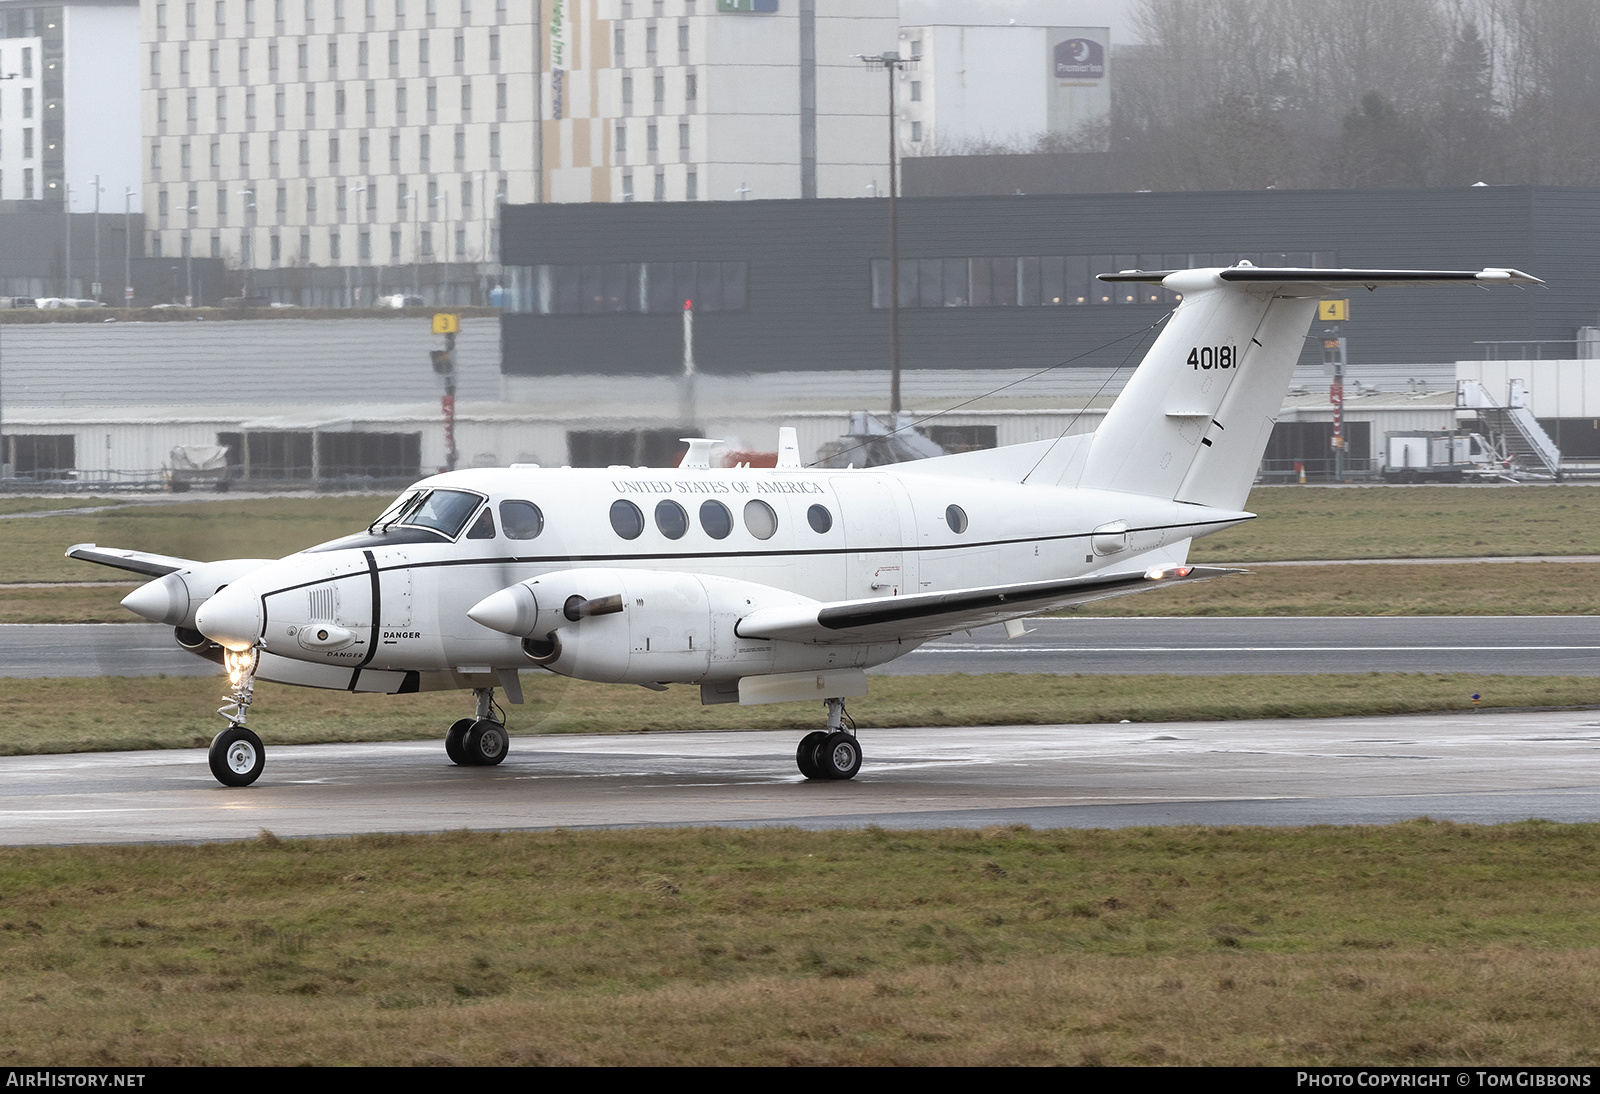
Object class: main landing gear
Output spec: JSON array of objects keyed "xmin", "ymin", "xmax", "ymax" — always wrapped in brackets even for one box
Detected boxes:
[
  {"xmin": 796, "ymin": 698, "xmax": 863, "ymax": 781},
  {"xmin": 446, "ymin": 687, "xmax": 509, "ymax": 767},
  {"xmin": 209, "ymin": 647, "xmax": 265, "ymax": 787}
]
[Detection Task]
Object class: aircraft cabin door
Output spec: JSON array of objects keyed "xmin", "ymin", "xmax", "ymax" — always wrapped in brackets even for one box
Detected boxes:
[{"xmin": 829, "ymin": 474, "xmax": 914, "ymax": 600}]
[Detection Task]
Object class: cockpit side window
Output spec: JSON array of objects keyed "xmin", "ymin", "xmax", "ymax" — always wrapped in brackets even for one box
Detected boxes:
[
  {"xmin": 465, "ymin": 507, "xmax": 497, "ymax": 540},
  {"xmin": 500, "ymin": 500, "xmax": 545, "ymax": 540},
  {"xmin": 398, "ymin": 489, "xmax": 486, "ymax": 539}
]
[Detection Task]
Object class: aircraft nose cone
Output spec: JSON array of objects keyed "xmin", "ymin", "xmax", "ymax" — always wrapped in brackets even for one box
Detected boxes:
[
  {"xmin": 467, "ymin": 584, "xmax": 537, "ymax": 636},
  {"xmin": 122, "ymin": 573, "xmax": 189, "ymax": 625},
  {"xmin": 195, "ymin": 582, "xmax": 263, "ymax": 651}
]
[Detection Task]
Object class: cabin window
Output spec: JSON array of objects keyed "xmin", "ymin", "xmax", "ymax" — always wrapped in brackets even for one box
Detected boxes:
[
  {"xmin": 700, "ymin": 500, "xmax": 731, "ymax": 540},
  {"xmin": 655, "ymin": 500, "xmax": 688, "ymax": 540},
  {"xmin": 946, "ymin": 504, "xmax": 969, "ymax": 534},
  {"xmin": 807, "ymin": 504, "xmax": 832, "ymax": 534},
  {"xmin": 610, "ymin": 499, "xmax": 644, "ymax": 540},
  {"xmin": 744, "ymin": 500, "xmax": 778, "ymax": 540},
  {"xmin": 499, "ymin": 500, "xmax": 544, "ymax": 540},
  {"xmin": 465, "ymin": 508, "xmax": 496, "ymax": 539}
]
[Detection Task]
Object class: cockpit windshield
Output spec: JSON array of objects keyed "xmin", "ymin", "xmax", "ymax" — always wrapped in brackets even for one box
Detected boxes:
[{"xmin": 369, "ymin": 488, "xmax": 484, "ymax": 539}]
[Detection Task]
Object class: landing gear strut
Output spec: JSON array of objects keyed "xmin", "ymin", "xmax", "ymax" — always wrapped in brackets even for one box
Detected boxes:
[
  {"xmin": 447, "ymin": 687, "xmax": 509, "ymax": 767},
  {"xmin": 796, "ymin": 697, "xmax": 862, "ymax": 781},
  {"xmin": 209, "ymin": 647, "xmax": 265, "ymax": 787}
]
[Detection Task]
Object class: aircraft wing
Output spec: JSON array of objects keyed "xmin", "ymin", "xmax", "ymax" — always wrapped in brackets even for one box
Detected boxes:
[
  {"xmin": 65, "ymin": 542, "xmax": 195, "ymax": 578},
  {"xmin": 735, "ymin": 565, "xmax": 1240, "ymax": 646}
]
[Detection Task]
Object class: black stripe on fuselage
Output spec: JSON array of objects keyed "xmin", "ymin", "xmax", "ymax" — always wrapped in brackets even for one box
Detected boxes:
[
  {"xmin": 252, "ymin": 517, "xmax": 1245, "ymax": 600},
  {"xmin": 349, "ymin": 549, "xmax": 382, "ymax": 690}
]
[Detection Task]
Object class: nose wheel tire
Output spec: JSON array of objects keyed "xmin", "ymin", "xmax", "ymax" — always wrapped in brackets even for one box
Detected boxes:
[
  {"xmin": 462, "ymin": 719, "xmax": 509, "ymax": 766},
  {"xmin": 209, "ymin": 725, "xmax": 265, "ymax": 787},
  {"xmin": 445, "ymin": 717, "xmax": 475, "ymax": 765},
  {"xmin": 812, "ymin": 731, "xmax": 862, "ymax": 781}
]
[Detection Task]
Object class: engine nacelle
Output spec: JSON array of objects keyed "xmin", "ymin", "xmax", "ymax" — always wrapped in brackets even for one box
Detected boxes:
[
  {"xmin": 468, "ymin": 568, "xmax": 818, "ymax": 685},
  {"xmin": 121, "ymin": 558, "xmax": 274, "ymax": 630}
]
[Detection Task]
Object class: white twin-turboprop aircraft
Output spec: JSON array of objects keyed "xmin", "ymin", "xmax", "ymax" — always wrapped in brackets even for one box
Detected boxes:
[{"xmin": 69, "ymin": 263, "xmax": 1538, "ymax": 787}]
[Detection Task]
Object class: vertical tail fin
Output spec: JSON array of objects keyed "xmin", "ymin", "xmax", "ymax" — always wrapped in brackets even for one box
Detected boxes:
[{"xmin": 1074, "ymin": 265, "xmax": 1541, "ymax": 511}]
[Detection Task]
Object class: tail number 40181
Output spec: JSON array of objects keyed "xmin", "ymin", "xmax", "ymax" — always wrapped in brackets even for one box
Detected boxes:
[{"xmin": 1189, "ymin": 345, "xmax": 1238, "ymax": 370}]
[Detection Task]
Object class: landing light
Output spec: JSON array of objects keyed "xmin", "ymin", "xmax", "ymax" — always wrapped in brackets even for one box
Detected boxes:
[{"xmin": 224, "ymin": 647, "xmax": 257, "ymax": 686}]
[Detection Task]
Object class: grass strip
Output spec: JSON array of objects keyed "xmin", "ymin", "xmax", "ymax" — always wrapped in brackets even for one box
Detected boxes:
[
  {"xmin": 2, "ymin": 822, "xmax": 1598, "ymax": 1065},
  {"xmin": 1, "ymin": 671, "xmax": 1593, "ymax": 757}
]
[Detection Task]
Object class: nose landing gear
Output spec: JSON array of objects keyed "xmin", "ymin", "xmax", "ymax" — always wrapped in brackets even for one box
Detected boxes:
[
  {"xmin": 446, "ymin": 687, "xmax": 510, "ymax": 767},
  {"xmin": 209, "ymin": 646, "xmax": 265, "ymax": 787},
  {"xmin": 796, "ymin": 697, "xmax": 863, "ymax": 781}
]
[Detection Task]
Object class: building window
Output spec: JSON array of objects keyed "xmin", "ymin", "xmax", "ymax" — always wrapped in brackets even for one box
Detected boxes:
[
  {"xmin": 686, "ymin": 72, "xmax": 697, "ymax": 101},
  {"xmin": 427, "ymin": 82, "xmax": 438, "ymax": 112},
  {"xmin": 158, "ymin": 96, "xmax": 168, "ymax": 124},
  {"xmin": 365, "ymin": 87, "xmax": 376, "ymax": 114},
  {"xmin": 614, "ymin": 26, "xmax": 623, "ymax": 62},
  {"xmin": 622, "ymin": 76, "xmax": 632, "ymax": 105},
  {"xmin": 391, "ymin": 133, "xmax": 401, "ymax": 162},
  {"xmin": 271, "ymin": 235, "xmax": 281, "ymax": 262},
  {"xmin": 456, "ymin": 227, "xmax": 465, "ymax": 256},
  {"xmin": 653, "ymin": 172, "xmax": 664, "ymax": 201},
  {"xmin": 276, "ymin": 185, "xmax": 287, "ymax": 214},
  {"xmin": 359, "ymin": 231, "xmax": 370, "ymax": 260},
  {"xmin": 216, "ymin": 187, "xmax": 227, "ymax": 215},
  {"xmin": 299, "ymin": 43, "xmax": 308, "ymax": 70},
  {"xmin": 910, "ymin": 81, "xmax": 921, "ymax": 102},
  {"xmin": 496, "ymin": 79, "xmax": 506, "ymax": 110},
  {"xmin": 158, "ymin": 189, "xmax": 169, "ymax": 216},
  {"xmin": 679, "ymin": 123, "xmax": 689, "ymax": 151},
  {"xmin": 505, "ymin": 261, "xmax": 749, "ymax": 315},
  {"xmin": 180, "ymin": 47, "xmax": 189, "ymax": 75},
  {"xmin": 299, "ymin": 137, "xmax": 310, "ymax": 165},
  {"xmin": 335, "ymin": 88, "xmax": 346, "ymax": 116},
  {"xmin": 328, "ymin": 41, "xmax": 337, "ymax": 69},
  {"xmin": 420, "ymin": 227, "xmax": 432, "ymax": 256},
  {"xmin": 305, "ymin": 88, "xmax": 317, "ymax": 122},
  {"xmin": 211, "ymin": 140, "xmax": 220, "ymax": 167},
  {"xmin": 654, "ymin": 75, "xmax": 664, "ymax": 103},
  {"xmin": 359, "ymin": 135, "xmax": 370, "ymax": 163},
  {"xmin": 679, "ymin": 24, "xmax": 689, "ymax": 52},
  {"xmin": 151, "ymin": 140, "xmax": 161, "ymax": 169},
  {"xmin": 300, "ymin": 231, "xmax": 310, "ymax": 259},
  {"xmin": 181, "ymin": 141, "xmax": 191, "ymax": 168},
  {"xmin": 306, "ymin": 184, "xmax": 317, "ymax": 213},
  {"xmin": 489, "ymin": 129, "xmax": 499, "ymax": 159},
  {"xmin": 454, "ymin": 34, "xmax": 464, "ymax": 63},
  {"xmin": 911, "ymin": 121, "xmax": 922, "ymax": 142},
  {"xmin": 615, "ymin": 124, "xmax": 625, "ymax": 155},
  {"xmin": 239, "ymin": 43, "xmax": 249, "ymax": 74},
  {"xmin": 267, "ymin": 43, "xmax": 278, "ymax": 71},
  {"xmin": 686, "ymin": 170, "xmax": 697, "ymax": 201},
  {"xmin": 246, "ymin": 91, "xmax": 256, "ymax": 119},
  {"xmin": 622, "ymin": 172, "xmax": 633, "ymax": 201},
  {"xmin": 275, "ymin": 91, "xmax": 286, "ymax": 119},
  {"xmin": 22, "ymin": 168, "xmax": 32, "ymax": 199},
  {"xmin": 358, "ymin": 38, "xmax": 368, "ymax": 66},
  {"xmin": 238, "ymin": 136, "xmax": 248, "ymax": 166},
  {"xmin": 388, "ymin": 37, "xmax": 399, "ymax": 65},
  {"xmin": 461, "ymin": 79, "xmax": 472, "ymax": 115},
  {"xmin": 454, "ymin": 131, "xmax": 464, "ymax": 160},
  {"xmin": 22, "ymin": 88, "xmax": 31, "ymax": 119},
  {"xmin": 646, "ymin": 26, "xmax": 656, "ymax": 54},
  {"xmin": 329, "ymin": 136, "xmax": 340, "ymax": 165},
  {"xmin": 419, "ymin": 132, "xmax": 430, "ymax": 162},
  {"xmin": 269, "ymin": 137, "xmax": 279, "ymax": 164},
  {"xmin": 646, "ymin": 124, "xmax": 656, "ymax": 151},
  {"xmin": 461, "ymin": 178, "xmax": 472, "ymax": 212},
  {"xmin": 489, "ymin": 31, "xmax": 499, "ymax": 61},
  {"xmin": 395, "ymin": 85, "xmax": 407, "ymax": 115},
  {"xmin": 209, "ymin": 46, "xmax": 219, "ymax": 74},
  {"xmin": 216, "ymin": 90, "xmax": 227, "ymax": 122},
  {"xmin": 150, "ymin": 48, "xmax": 160, "ymax": 76},
  {"xmin": 390, "ymin": 228, "xmax": 400, "ymax": 259},
  {"xmin": 330, "ymin": 230, "xmax": 341, "ymax": 261}
]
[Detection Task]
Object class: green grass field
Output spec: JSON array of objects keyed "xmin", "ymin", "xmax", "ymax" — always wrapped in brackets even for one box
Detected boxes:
[{"xmin": 1, "ymin": 822, "xmax": 1596, "ymax": 1065}]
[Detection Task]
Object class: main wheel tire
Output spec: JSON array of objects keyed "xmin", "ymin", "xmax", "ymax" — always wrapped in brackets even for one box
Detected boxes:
[
  {"xmin": 813, "ymin": 731, "xmax": 863, "ymax": 781},
  {"xmin": 209, "ymin": 725, "xmax": 265, "ymax": 787},
  {"xmin": 463, "ymin": 719, "xmax": 509, "ymax": 767},
  {"xmin": 796, "ymin": 731, "xmax": 828, "ymax": 779},
  {"xmin": 445, "ymin": 717, "xmax": 475, "ymax": 765}
]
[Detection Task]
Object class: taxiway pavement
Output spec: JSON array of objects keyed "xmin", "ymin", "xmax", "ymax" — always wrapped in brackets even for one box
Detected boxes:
[{"xmin": 2, "ymin": 710, "xmax": 1597, "ymax": 845}]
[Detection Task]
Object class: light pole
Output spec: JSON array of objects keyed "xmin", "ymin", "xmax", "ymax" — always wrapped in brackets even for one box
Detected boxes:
[
  {"xmin": 87, "ymin": 175, "xmax": 103, "ymax": 302},
  {"xmin": 348, "ymin": 182, "xmax": 367, "ymax": 306},
  {"xmin": 62, "ymin": 181, "xmax": 71, "ymax": 299},
  {"xmin": 857, "ymin": 50, "xmax": 915, "ymax": 416},
  {"xmin": 123, "ymin": 187, "xmax": 134, "ymax": 306},
  {"xmin": 184, "ymin": 204, "xmax": 199, "ymax": 306},
  {"xmin": 236, "ymin": 187, "xmax": 256, "ymax": 298},
  {"xmin": 408, "ymin": 190, "xmax": 419, "ymax": 296}
]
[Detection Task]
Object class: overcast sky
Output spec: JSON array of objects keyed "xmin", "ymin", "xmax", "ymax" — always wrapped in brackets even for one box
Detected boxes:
[{"xmin": 899, "ymin": 0, "xmax": 1145, "ymax": 45}]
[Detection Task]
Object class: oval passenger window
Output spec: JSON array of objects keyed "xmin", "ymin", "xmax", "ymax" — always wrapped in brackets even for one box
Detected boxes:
[
  {"xmin": 655, "ymin": 499, "xmax": 688, "ymax": 540},
  {"xmin": 700, "ymin": 500, "xmax": 732, "ymax": 540},
  {"xmin": 609, "ymin": 499, "xmax": 644, "ymax": 540},
  {"xmin": 946, "ymin": 504, "xmax": 969, "ymax": 534},
  {"xmin": 499, "ymin": 500, "xmax": 544, "ymax": 540},
  {"xmin": 807, "ymin": 504, "xmax": 832, "ymax": 534},
  {"xmin": 744, "ymin": 499, "xmax": 778, "ymax": 540}
]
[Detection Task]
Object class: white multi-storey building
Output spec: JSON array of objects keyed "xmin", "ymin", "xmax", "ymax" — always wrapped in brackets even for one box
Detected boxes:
[
  {"xmin": 143, "ymin": 0, "xmax": 534, "ymax": 303},
  {"xmin": 0, "ymin": 0, "xmax": 140, "ymax": 209}
]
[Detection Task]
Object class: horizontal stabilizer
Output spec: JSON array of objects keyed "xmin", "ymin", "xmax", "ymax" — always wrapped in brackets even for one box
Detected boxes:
[
  {"xmin": 737, "ymin": 565, "xmax": 1240, "ymax": 645},
  {"xmin": 1097, "ymin": 266, "xmax": 1542, "ymax": 288}
]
